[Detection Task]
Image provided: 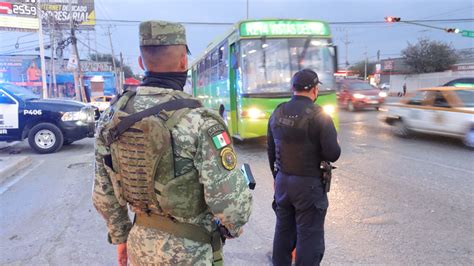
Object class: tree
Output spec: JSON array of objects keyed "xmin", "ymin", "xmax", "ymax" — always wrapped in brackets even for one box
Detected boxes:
[
  {"xmin": 401, "ymin": 38, "xmax": 458, "ymax": 73},
  {"xmin": 349, "ymin": 60, "xmax": 376, "ymax": 78},
  {"xmin": 88, "ymin": 53, "xmax": 134, "ymax": 78}
]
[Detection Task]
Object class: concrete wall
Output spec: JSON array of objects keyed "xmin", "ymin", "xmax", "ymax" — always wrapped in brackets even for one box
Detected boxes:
[{"xmin": 386, "ymin": 70, "xmax": 474, "ymax": 94}]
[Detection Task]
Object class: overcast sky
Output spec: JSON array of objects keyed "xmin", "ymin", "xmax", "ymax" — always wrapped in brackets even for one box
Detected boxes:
[{"xmin": 1, "ymin": 0, "xmax": 473, "ymax": 74}]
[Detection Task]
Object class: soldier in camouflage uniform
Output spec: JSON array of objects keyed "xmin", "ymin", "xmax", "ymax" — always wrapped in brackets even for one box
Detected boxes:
[{"xmin": 92, "ymin": 20, "xmax": 253, "ymax": 266}]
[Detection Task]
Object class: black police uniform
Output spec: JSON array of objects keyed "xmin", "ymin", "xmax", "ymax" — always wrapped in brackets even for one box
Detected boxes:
[{"xmin": 267, "ymin": 69, "xmax": 341, "ymax": 266}]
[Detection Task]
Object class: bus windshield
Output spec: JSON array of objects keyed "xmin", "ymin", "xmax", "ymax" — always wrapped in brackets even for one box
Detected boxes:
[{"xmin": 240, "ymin": 38, "xmax": 335, "ymax": 95}]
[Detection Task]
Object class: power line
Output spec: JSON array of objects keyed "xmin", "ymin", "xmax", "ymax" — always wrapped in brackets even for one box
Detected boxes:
[
  {"xmin": 0, "ymin": 39, "xmax": 39, "ymax": 49},
  {"xmin": 91, "ymin": 18, "xmax": 474, "ymax": 26},
  {"xmin": 1, "ymin": 42, "xmax": 52, "ymax": 55},
  {"xmin": 76, "ymin": 38, "xmax": 105, "ymax": 56},
  {"xmin": 421, "ymin": 6, "xmax": 473, "ymax": 19}
]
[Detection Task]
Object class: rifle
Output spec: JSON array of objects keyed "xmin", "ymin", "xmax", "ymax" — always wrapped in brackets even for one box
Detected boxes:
[{"xmin": 241, "ymin": 163, "xmax": 256, "ymax": 190}]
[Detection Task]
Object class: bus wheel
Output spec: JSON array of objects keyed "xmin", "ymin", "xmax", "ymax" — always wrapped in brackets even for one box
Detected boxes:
[{"xmin": 28, "ymin": 123, "xmax": 64, "ymax": 154}]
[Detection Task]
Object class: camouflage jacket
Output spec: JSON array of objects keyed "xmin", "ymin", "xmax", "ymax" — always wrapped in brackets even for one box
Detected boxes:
[{"xmin": 92, "ymin": 86, "xmax": 252, "ymax": 245}]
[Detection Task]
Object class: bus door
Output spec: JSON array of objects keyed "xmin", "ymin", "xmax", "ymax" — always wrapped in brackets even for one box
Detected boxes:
[{"xmin": 229, "ymin": 42, "xmax": 240, "ymax": 136}]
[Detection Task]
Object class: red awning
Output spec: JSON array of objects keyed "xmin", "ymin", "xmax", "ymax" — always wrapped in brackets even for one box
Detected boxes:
[{"xmin": 124, "ymin": 77, "xmax": 140, "ymax": 85}]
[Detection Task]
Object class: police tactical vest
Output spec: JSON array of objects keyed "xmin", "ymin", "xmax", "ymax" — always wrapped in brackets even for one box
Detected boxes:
[
  {"xmin": 101, "ymin": 90, "xmax": 207, "ymax": 219},
  {"xmin": 272, "ymin": 102, "xmax": 321, "ymax": 177}
]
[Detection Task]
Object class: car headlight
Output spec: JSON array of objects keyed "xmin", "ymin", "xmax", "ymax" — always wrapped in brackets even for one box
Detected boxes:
[
  {"xmin": 62, "ymin": 111, "xmax": 86, "ymax": 121},
  {"xmin": 62, "ymin": 109, "xmax": 94, "ymax": 122},
  {"xmin": 353, "ymin": 93, "xmax": 365, "ymax": 99},
  {"xmin": 379, "ymin": 91, "xmax": 388, "ymax": 97},
  {"xmin": 323, "ymin": 104, "xmax": 336, "ymax": 116}
]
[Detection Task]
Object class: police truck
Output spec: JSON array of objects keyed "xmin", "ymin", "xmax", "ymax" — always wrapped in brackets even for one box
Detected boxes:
[{"xmin": 0, "ymin": 83, "xmax": 95, "ymax": 154}]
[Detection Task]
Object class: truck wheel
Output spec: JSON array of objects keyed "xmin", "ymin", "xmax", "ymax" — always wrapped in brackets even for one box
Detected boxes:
[
  {"xmin": 28, "ymin": 123, "xmax": 64, "ymax": 154},
  {"xmin": 463, "ymin": 129, "xmax": 474, "ymax": 149},
  {"xmin": 392, "ymin": 119, "xmax": 409, "ymax": 138}
]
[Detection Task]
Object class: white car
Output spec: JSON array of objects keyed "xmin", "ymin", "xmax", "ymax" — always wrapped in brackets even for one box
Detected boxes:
[
  {"xmin": 379, "ymin": 83, "xmax": 390, "ymax": 91},
  {"xmin": 382, "ymin": 86, "xmax": 474, "ymax": 148}
]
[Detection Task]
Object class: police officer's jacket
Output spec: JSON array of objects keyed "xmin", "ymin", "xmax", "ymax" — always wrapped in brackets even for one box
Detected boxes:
[{"xmin": 267, "ymin": 95, "xmax": 341, "ymax": 177}]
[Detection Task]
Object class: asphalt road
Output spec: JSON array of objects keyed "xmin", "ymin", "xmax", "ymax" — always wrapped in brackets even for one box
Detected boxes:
[{"xmin": 0, "ymin": 109, "xmax": 473, "ymax": 265}]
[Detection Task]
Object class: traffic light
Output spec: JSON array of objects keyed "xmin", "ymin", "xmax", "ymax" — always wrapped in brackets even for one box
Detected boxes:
[
  {"xmin": 385, "ymin": 16, "xmax": 401, "ymax": 23},
  {"xmin": 445, "ymin": 28, "xmax": 460, "ymax": 33}
]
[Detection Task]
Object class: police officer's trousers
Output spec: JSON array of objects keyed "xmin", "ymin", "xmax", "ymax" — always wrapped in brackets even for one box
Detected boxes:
[{"xmin": 272, "ymin": 172, "xmax": 328, "ymax": 266}]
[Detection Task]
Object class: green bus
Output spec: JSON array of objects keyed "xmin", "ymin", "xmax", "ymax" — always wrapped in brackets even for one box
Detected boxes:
[{"xmin": 191, "ymin": 19, "xmax": 339, "ymax": 139}]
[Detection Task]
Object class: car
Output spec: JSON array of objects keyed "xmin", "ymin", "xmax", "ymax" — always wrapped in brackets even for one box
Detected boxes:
[
  {"xmin": 443, "ymin": 77, "xmax": 474, "ymax": 88},
  {"xmin": 379, "ymin": 83, "xmax": 391, "ymax": 91},
  {"xmin": 90, "ymin": 95, "xmax": 114, "ymax": 112},
  {"xmin": 381, "ymin": 86, "xmax": 474, "ymax": 148},
  {"xmin": 336, "ymin": 79, "xmax": 386, "ymax": 111},
  {"xmin": 0, "ymin": 83, "xmax": 96, "ymax": 154}
]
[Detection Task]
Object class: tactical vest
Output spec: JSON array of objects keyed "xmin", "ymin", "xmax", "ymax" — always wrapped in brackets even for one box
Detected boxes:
[
  {"xmin": 100, "ymin": 90, "xmax": 207, "ymax": 219},
  {"xmin": 271, "ymin": 102, "xmax": 321, "ymax": 177}
]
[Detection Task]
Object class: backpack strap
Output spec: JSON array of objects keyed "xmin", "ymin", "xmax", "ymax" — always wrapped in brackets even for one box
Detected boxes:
[
  {"xmin": 104, "ymin": 98, "xmax": 202, "ymax": 145},
  {"xmin": 111, "ymin": 90, "xmax": 137, "ymax": 110}
]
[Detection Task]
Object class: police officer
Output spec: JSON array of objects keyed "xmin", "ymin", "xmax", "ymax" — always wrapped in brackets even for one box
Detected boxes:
[
  {"xmin": 267, "ymin": 69, "xmax": 341, "ymax": 265},
  {"xmin": 92, "ymin": 20, "xmax": 252, "ymax": 265}
]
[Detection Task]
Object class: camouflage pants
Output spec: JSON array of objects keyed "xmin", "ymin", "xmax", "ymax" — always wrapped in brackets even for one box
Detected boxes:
[{"xmin": 127, "ymin": 224, "xmax": 214, "ymax": 266}]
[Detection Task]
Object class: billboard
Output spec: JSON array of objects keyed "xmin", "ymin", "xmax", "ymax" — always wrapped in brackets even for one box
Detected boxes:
[
  {"xmin": 0, "ymin": 0, "xmax": 95, "ymax": 32},
  {"xmin": 0, "ymin": 55, "xmax": 43, "ymax": 87}
]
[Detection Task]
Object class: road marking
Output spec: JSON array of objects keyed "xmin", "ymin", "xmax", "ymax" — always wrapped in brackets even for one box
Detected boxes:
[
  {"xmin": 400, "ymin": 155, "xmax": 474, "ymax": 175},
  {"xmin": 0, "ymin": 160, "xmax": 43, "ymax": 195}
]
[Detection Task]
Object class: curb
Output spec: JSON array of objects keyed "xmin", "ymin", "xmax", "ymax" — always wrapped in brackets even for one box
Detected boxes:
[
  {"xmin": 0, "ymin": 141, "xmax": 21, "ymax": 151},
  {"xmin": 0, "ymin": 156, "xmax": 32, "ymax": 184}
]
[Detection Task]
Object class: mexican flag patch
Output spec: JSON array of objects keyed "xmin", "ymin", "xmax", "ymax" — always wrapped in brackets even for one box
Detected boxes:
[{"xmin": 212, "ymin": 131, "xmax": 231, "ymax": 149}]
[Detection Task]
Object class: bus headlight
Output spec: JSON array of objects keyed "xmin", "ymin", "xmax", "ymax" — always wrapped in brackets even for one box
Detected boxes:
[
  {"xmin": 241, "ymin": 108, "xmax": 266, "ymax": 119},
  {"xmin": 323, "ymin": 104, "xmax": 336, "ymax": 115},
  {"xmin": 379, "ymin": 91, "xmax": 388, "ymax": 97}
]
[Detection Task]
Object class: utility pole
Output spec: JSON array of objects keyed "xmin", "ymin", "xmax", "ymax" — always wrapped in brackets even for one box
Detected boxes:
[
  {"xmin": 57, "ymin": 29, "xmax": 63, "ymax": 97},
  {"xmin": 364, "ymin": 46, "xmax": 368, "ymax": 80},
  {"xmin": 48, "ymin": 18, "xmax": 52, "ymax": 97},
  {"xmin": 107, "ymin": 26, "xmax": 120, "ymax": 94},
  {"xmin": 52, "ymin": 26, "xmax": 58, "ymax": 97},
  {"xmin": 37, "ymin": 0, "xmax": 48, "ymax": 99},
  {"xmin": 343, "ymin": 30, "xmax": 351, "ymax": 68},
  {"xmin": 49, "ymin": 18, "xmax": 57, "ymax": 97},
  {"xmin": 94, "ymin": 31, "xmax": 98, "ymax": 62},
  {"xmin": 246, "ymin": 0, "xmax": 249, "ymax": 19},
  {"xmin": 87, "ymin": 30, "xmax": 91, "ymax": 58},
  {"xmin": 119, "ymin": 52, "xmax": 124, "ymax": 94},
  {"xmin": 69, "ymin": 0, "xmax": 85, "ymax": 102}
]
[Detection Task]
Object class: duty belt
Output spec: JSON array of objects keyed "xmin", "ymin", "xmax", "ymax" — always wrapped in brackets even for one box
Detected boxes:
[{"xmin": 135, "ymin": 213, "xmax": 223, "ymax": 265}]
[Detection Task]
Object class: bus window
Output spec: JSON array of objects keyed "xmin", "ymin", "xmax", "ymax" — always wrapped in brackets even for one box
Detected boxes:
[
  {"xmin": 204, "ymin": 54, "xmax": 212, "ymax": 87},
  {"xmin": 241, "ymin": 38, "xmax": 335, "ymax": 94},
  {"xmin": 218, "ymin": 43, "xmax": 228, "ymax": 81},
  {"xmin": 211, "ymin": 50, "xmax": 219, "ymax": 84}
]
